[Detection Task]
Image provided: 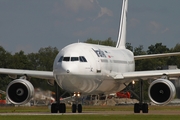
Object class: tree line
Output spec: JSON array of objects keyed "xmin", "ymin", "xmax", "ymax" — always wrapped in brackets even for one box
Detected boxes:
[
  {"xmin": 0, "ymin": 46, "xmax": 59, "ymax": 95},
  {"xmin": 0, "ymin": 38, "xmax": 180, "ymax": 100}
]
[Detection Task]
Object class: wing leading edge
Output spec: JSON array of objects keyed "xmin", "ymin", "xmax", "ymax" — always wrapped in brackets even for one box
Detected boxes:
[
  {"xmin": 0, "ymin": 68, "xmax": 54, "ymax": 80},
  {"xmin": 114, "ymin": 69, "xmax": 180, "ymax": 81},
  {"xmin": 134, "ymin": 52, "xmax": 180, "ymax": 60}
]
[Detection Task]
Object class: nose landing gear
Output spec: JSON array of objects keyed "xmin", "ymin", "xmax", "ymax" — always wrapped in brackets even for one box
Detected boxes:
[
  {"xmin": 72, "ymin": 103, "xmax": 82, "ymax": 113},
  {"xmin": 72, "ymin": 92, "xmax": 82, "ymax": 113}
]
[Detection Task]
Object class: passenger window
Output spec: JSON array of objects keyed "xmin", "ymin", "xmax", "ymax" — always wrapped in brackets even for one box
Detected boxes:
[
  {"xmin": 58, "ymin": 56, "xmax": 63, "ymax": 62},
  {"xmin": 79, "ymin": 56, "xmax": 87, "ymax": 62},
  {"xmin": 63, "ymin": 57, "xmax": 70, "ymax": 61},
  {"xmin": 71, "ymin": 57, "xmax": 79, "ymax": 61}
]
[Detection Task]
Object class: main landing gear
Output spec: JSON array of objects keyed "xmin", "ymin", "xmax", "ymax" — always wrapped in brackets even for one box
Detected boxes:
[
  {"xmin": 51, "ymin": 82, "xmax": 66, "ymax": 113},
  {"xmin": 51, "ymin": 82, "xmax": 83, "ymax": 113},
  {"xmin": 51, "ymin": 103, "xmax": 66, "ymax": 113},
  {"xmin": 125, "ymin": 80, "xmax": 148, "ymax": 113},
  {"xmin": 133, "ymin": 80, "xmax": 148, "ymax": 113}
]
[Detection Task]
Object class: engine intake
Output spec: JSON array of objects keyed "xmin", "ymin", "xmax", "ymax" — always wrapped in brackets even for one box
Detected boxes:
[
  {"xmin": 6, "ymin": 79, "xmax": 34, "ymax": 105},
  {"xmin": 148, "ymin": 79, "xmax": 176, "ymax": 105}
]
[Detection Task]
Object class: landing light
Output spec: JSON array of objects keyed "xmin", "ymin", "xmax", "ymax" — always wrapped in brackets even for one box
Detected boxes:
[
  {"xmin": 73, "ymin": 92, "xmax": 81, "ymax": 97},
  {"xmin": 132, "ymin": 80, "xmax": 135, "ymax": 84}
]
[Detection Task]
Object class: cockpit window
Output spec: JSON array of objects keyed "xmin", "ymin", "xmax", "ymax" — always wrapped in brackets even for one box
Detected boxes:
[
  {"xmin": 58, "ymin": 56, "xmax": 63, "ymax": 62},
  {"xmin": 58, "ymin": 56, "xmax": 87, "ymax": 62},
  {"xmin": 71, "ymin": 57, "xmax": 79, "ymax": 61},
  {"xmin": 79, "ymin": 56, "xmax": 87, "ymax": 62},
  {"xmin": 63, "ymin": 57, "xmax": 70, "ymax": 61}
]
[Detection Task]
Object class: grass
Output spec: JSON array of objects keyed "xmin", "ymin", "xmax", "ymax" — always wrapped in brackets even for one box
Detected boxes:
[
  {"xmin": 0, "ymin": 105, "xmax": 180, "ymax": 120},
  {"xmin": 0, "ymin": 106, "xmax": 49, "ymax": 113},
  {"xmin": 0, "ymin": 105, "xmax": 133, "ymax": 113},
  {"xmin": 0, "ymin": 115, "xmax": 180, "ymax": 120}
]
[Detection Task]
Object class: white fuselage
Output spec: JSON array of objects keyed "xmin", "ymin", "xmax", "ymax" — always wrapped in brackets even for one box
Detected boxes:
[{"xmin": 53, "ymin": 43, "xmax": 135, "ymax": 95}]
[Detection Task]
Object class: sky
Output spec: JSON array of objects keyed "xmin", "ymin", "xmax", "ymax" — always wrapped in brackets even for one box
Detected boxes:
[{"xmin": 0, "ymin": 0, "xmax": 180, "ymax": 54}]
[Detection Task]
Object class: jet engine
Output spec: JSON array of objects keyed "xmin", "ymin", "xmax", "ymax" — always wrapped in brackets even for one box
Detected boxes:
[
  {"xmin": 148, "ymin": 79, "xmax": 176, "ymax": 105},
  {"xmin": 6, "ymin": 79, "xmax": 34, "ymax": 105}
]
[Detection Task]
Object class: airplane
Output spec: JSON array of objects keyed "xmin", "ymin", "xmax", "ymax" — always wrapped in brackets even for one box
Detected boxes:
[{"xmin": 1, "ymin": 0, "xmax": 180, "ymax": 113}]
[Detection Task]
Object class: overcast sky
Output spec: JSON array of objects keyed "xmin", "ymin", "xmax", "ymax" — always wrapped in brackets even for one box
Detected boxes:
[{"xmin": 0, "ymin": 0, "xmax": 180, "ymax": 53}]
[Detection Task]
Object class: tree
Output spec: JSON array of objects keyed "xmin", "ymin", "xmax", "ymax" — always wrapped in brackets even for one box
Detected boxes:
[
  {"xmin": 0, "ymin": 46, "xmax": 59, "ymax": 92},
  {"xmin": 133, "ymin": 45, "xmax": 151, "ymax": 71},
  {"xmin": 29, "ymin": 47, "xmax": 59, "ymax": 91},
  {"xmin": 10, "ymin": 50, "xmax": 31, "ymax": 69},
  {"xmin": 0, "ymin": 46, "xmax": 12, "ymax": 68},
  {"xmin": 147, "ymin": 43, "xmax": 169, "ymax": 54},
  {"xmin": 134, "ymin": 45, "xmax": 146, "ymax": 56},
  {"xmin": 36, "ymin": 46, "xmax": 59, "ymax": 71},
  {"xmin": 0, "ymin": 46, "xmax": 12, "ymax": 92},
  {"xmin": 147, "ymin": 43, "xmax": 170, "ymax": 70},
  {"xmin": 101, "ymin": 37, "xmax": 116, "ymax": 47},
  {"xmin": 27, "ymin": 53, "xmax": 39, "ymax": 70},
  {"xmin": 85, "ymin": 37, "xmax": 116, "ymax": 47},
  {"xmin": 85, "ymin": 38, "xmax": 99, "ymax": 44},
  {"xmin": 126, "ymin": 42, "xmax": 133, "ymax": 52},
  {"xmin": 168, "ymin": 43, "xmax": 180, "ymax": 68}
]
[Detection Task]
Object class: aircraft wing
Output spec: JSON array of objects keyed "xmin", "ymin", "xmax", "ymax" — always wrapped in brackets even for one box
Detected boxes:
[
  {"xmin": 134, "ymin": 52, "xmax": 180, "ymax": 60},
  {"xmin": 0, "ymin": 68, "xmax": 54, "ymax": 80},
  {"xmin": 114, "ymin": 69, "xmax": 180, "ymax": 81}
]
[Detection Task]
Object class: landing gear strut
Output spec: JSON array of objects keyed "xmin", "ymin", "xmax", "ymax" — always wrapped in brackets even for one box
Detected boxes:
[
  {"xmin": 134, "ymin": 80, "xmax": 148, "ymax": 113},
  {"xmin": 51, "ymin": 82, "xmax": 66, "ymax": 113}
]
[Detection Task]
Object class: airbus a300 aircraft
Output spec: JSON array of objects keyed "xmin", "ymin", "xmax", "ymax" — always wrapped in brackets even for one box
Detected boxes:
[{"xmin": 1, "ymin": 0, "xmax": 180, "ymax": 113}]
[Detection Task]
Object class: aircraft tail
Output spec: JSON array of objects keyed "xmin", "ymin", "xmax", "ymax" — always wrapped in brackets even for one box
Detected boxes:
[{"xmin": 116, "ymin": 0, "xmax": 128, "ymax": 49}]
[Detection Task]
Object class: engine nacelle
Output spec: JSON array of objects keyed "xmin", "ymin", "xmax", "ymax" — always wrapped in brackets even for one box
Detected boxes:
[
  {"xmin": 148, "ymin": 79, "xmax": 176, "ymax": 105},
  {"xmin": 6, "ymin": 79, "xmax": 34, "ymax": 105}
]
